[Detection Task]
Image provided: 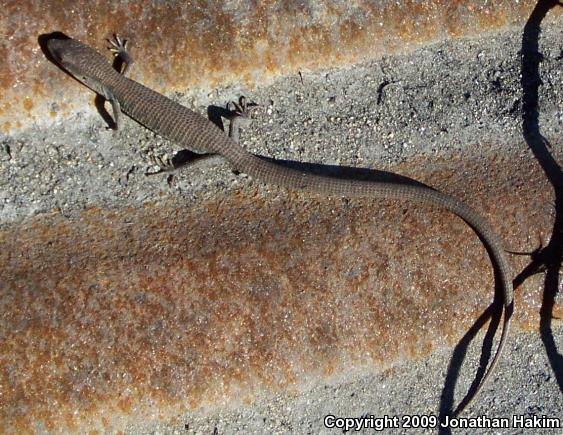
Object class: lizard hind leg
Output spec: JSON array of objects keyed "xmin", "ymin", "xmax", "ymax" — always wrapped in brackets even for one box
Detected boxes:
[
  {"xmin": 226, "ymin": 96, "xmax": 259, "ymax": 143},
  {"xmin": 145, "ymin": 150, "xmax": 221, "ymax": 175}
]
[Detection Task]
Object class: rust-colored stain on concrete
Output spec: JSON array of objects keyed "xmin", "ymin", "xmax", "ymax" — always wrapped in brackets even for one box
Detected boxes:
[
  {"xmin": 1, "ymin": 0, "xmax": 559, "ymax": 133},
  {"xmin": 0, "ymin": 149, "xmax": 559, "ymax": 432}
]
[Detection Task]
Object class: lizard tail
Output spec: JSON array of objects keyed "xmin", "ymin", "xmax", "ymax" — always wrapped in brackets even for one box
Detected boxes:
[{"xmin": 223, "ymin": 144, "xmax": 513, "ymax": 415}]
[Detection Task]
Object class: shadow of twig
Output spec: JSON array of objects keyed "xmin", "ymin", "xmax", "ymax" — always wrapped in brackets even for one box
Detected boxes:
[
  {"xmin": 438, "ymin": 1, "xmax": 562, "ymax": 424},
  {"xmin": 518, "ymin": 0, "xmax": 563, "ymax": 393}
]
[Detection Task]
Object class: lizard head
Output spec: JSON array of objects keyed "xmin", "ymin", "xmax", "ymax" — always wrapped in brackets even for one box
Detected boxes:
[{"xmin": 46, "ymin": 37, "xmax": 114, "ymax": 97}]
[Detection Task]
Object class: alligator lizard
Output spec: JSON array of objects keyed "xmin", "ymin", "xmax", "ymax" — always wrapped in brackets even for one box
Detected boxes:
[{"xmin": 45, "ymin": 34, "xmax": 513, "ymax": 416}]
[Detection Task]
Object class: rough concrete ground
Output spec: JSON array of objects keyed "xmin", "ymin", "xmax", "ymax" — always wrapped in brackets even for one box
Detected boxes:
[{"xmin": 1, "ymin": 14, "xmax": 562, "ymax": 435}]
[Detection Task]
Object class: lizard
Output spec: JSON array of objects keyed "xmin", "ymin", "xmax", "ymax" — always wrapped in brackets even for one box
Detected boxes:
[{"xmin": 45, "ymin": 34, "xmax": 513, "ymax": 416}]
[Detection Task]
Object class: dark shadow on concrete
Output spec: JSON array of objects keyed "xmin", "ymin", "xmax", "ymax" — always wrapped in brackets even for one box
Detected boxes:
[
  {"xmin": 207, "ymin": 104, "xmax": 230, "ymax": 131},
  {"xmin": 438, "ymin": 246, "xmax": 511, "ymax": 427},
  {"xmin": 94, "ymin": 95, "xmax": 117, "ymax": 129},
  {"xmin": 516, "ymin": 0, "xmax": 563, "ymax": 393},
  {"xmin": 255, "ymin": 155, "xmax": 431, "ymax": 187}
]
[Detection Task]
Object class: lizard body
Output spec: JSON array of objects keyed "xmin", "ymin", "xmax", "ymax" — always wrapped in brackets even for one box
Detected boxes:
[{"xmin": 46, "ymin": 35, "xmax": 513, "ymax": 416}]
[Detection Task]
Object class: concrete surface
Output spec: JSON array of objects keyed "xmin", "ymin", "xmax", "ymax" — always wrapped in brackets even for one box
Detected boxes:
[{"xmin": 1, "ymin": 1, "xmax": 562, "ymax": 433}]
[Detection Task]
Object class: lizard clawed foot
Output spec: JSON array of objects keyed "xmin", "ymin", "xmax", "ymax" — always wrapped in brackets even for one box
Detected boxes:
[
  {"xmin": 227, "ymin": 96, "xmax": 259, "ymax": 127},
  {"xmin": 226, "ymin": 96, "xmax": 259, "ymax": 143},
  {"xmin": 106, "ymin": 34, "xmax": 128, "ymax": 56},
  {"xmin": 107, "ymin": 34, "xmax": 134, "ymax": 75},
  {"xmin": 146, "ymin": 154, "xmax": 175, "ymax": 175},
  {"xmin": 107, "ymin": 34, "xmax": 129, "ymax": 57}
]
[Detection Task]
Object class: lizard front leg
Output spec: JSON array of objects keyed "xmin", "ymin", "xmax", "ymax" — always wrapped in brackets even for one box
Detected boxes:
[{"xmin": 104, "ymin": 34, "xmax": 134, "ymax": 130}]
